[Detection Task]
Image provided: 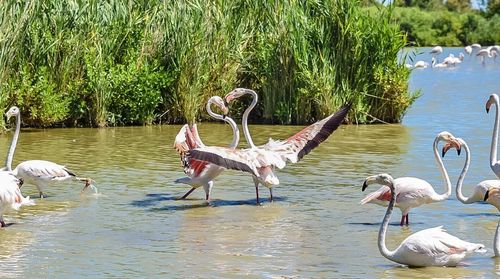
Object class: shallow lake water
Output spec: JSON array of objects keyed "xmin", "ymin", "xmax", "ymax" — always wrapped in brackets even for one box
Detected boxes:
[{"xmin": 0, "ymin": 47, "xmax": 500, "ymax": 278}]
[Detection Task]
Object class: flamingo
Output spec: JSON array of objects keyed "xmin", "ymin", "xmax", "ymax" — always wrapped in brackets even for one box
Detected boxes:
[
  {"xmin": 173, "ymin": 96, "xmax": 239, "ymax": 201},
  {"xmin": 430, "ymin": 46, "xmax": 443, "ymax": 62},
  {"xmin": 413, "ymin": 60, "xmax": 428, "ymax": 69},
  {"xmin": 464, "ymin": 45, "xmax": 472, "ymax": 56},
  {"xmin": 443, "ymin": 54, "xmax": 462, "ymax": 66},
  {"xmin": 442, "ymin": 137, "xmax": 500, "ymax": 256},
  {"xmin": 477, "ymin": 49, "xmax": 491, "ymax": 65},
  {"xmin": 432, "ymin": 57, "xmax": 448, "ymax": 68},
  {"xmin": 0, "ymin": 171, "xmax": 35, "ymax": 227},
  {"xmin": 486, "ymin": 94, "xmax": 500, "ymax": 178},
  {"xmin": 360, "ymin": 131, "xmax": 460, "ymax": 226},
  {"xmin": 4, "ymin": 107, "xmax": 95, "ymax": 198},
  {"xmin": 363, "ymin": 173, "xmax": 486, "ymax": 267},
  {"xmin": 471, "ymin": 43, "xmax": 482, "ymax": 51},
  {"xmin": 186, "ymin": 88, "xmax": 351, "ymax": 204}
]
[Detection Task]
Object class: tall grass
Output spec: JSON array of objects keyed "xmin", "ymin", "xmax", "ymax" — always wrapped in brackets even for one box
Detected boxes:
[{"xmin": 0, "ymin": 0, "xmax": 416, "ymax": 129}]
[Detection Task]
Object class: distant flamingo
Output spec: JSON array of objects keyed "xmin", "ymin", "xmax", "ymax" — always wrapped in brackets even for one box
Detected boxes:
[
  {"xmin": 471, "ymin": 43, "xmax": 482, "ymax": 52},
  {"xmin": 185, "ymin": 88, "xmax": 351, "ymax": 204},
  {"xmin": 360, "ymin": 131, "xmax": 461, "ymax": 226},
  {"xmin": 173, "ymin": 96, "xmax": 239, "ymax": 201},
  {"xmin": 430, "ymin": 46, "xmax": 443, "ymax": 62},
  {"xmin": 477, "ymin": 49, "xmax": 491, "ymax": 65},
  {"xmin": 413, "ymin": 60, "xmax": 428, "ymax": 69},
  {"xmin": 432, "ymin": 57, "xmax": 448, "ymax": 68},
  {"xmin": 4, "ymin": 107, "xmax": 95, "ymax": 198},
  {"xmin": 363, "ymin": 173, "xmax": 486, "ymax": 267},
  {"xmin": 486, "ymin": 94, "xmax": 500, "ymax": 178},
  {"xmin": 442, "ymin": 138, "xmax": 500, "ymax": 256},
  {"xmin": 465, "ymin": 45, "xmax": 472, "ymax": 56}
]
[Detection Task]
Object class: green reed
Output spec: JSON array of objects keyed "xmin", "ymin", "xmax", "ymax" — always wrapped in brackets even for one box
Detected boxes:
[{"xmin": 0, "ymin": 0, "xmax": 415, "ymax": 129}]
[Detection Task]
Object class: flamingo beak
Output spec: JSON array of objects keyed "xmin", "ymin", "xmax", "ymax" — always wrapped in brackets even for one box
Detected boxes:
[
  {"xmin": 441, "ymin": 140, "xmax": 461, "ymax": 157},
  {"xmin": 80, "ymin": 179, "xmax": 92, "ymax": 193},
  {"xmin": 362, "ymin": 180, "xmax": 369, "ymax": 191}
]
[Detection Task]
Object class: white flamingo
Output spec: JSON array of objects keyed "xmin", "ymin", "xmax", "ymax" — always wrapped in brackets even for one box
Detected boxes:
[
  {"xmin": 442, "ymin": 137, "xmax": 500, "ymax": 256},
  {"xmin": 477, "ymin": 49, "xmax": 491, "ymax": 65},
  {"xmin": 464, "ymin": 45, "xmax": 472, "ymax": 56},
  {"xmin": 432, "ymin": 57, "xmax": 448, "ymax": 68},
  {"xmin": 430, "ymin": 46, "xmax": 443, "ymax": 60},
  {"xmin": 4, "ymin": 107, "xmax": 95, "ymax": 198},
  {"xmin": 0, "ymin": 171, "xmax": 35, "ymax": 227},
  {"xmin": 363, "ymin": 173, "xmax": 486, "ymax": 267},
  {"xmin": 413, "ymin": 60, "xmax": 428, "ymax": 69},
  {"xmin": 186, "ymin": 88, "xmax": 350, "ymax": 204},
  {"xmin": 486, "ymin": 94, "xmax": 500, "ymax": 178},
  {"xmin": 471, "ymin": 43, "xmax": 482, "ymax": 51},
  {"xmin": 173, "ymin": 96, "xmax": 239, "ymax": 201},
  {"xmin": 443, "ymin": 54, "xmax": 462, "ymax": 66},
  {"xmin": 360, "ymin": 131, "xmax": 460, "ymax": 226}
]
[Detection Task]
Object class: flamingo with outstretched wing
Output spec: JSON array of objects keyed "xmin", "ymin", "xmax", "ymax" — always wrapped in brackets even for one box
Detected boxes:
[{"xmin": 186, "ymin": 88, "xmax": 350, "ymax": 204}]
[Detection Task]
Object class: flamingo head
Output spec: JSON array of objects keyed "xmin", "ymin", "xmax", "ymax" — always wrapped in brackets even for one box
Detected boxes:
[
  {"xmin": 5, "ymin": 106, "xmax": 20, "ymax": 120},
  {"xmin": 208, "ymin": 96, "xmax": 229, "ymax": 117},
  {"xmin": 362, "ymin": 173, "xmax": 394, "ymax": 191},
  {"xmin": 484, "ymin": 187, "xmax": 500, "ymax": 202},
  {"xmin": 224, "ymin": 88, "xmax": 255, "ymax": 103},
  {"xmin": 441, "ymin": 136, "xmax": 463, "ymax": 157},
  {"xmin": 486, "ymin": 94, "xmax": 499, "ymax": 113},
  {"xmin": 437, "ymin": 131, "xmax": 461, "ymax": 156}
]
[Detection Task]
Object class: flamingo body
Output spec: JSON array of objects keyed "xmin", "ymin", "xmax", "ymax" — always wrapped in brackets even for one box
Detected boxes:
[{"xmin": 0, "ymin": 171, "xmax": 35, "ymax": 227}]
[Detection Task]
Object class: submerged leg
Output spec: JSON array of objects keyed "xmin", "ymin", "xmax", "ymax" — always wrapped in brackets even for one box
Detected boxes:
[
  {"xmin": 269, "ymin": 188, "xmax": 273, "ymax": 202},
  {"xmin": 178, "ymin": 187, "xmax": 196, "ymax": 200},
  {"xmin": 253, "ymin": 176, "xmax": 260, "ymax": 205},
  {"xmin": 202, "ymin": 181, "xmax": 213, "ymax": 203},
  {"xmin": 405, "ymin": 214, "xmax": 409, "ymax": 226},
  {"xmin": 399, "ymin": 215, "xmax": 405, "ymax": 226},
  {"xmin": 0, "ymin": 216, "xmax": 5, "ymax": 227}
]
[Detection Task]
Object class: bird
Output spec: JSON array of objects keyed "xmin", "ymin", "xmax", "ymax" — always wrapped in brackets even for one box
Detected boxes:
[
  {"xmin": 413, "ymin": 60, "xmax": 428, "ymax": 69},
  {"xmin": 363, "ymin": 173, "xmax": 486, "ymax": 267},
  {"xmin": 173, "ymin": 96, "xmax": 239, "ymax": 201},
  {"xmin": 483, "ymin": 187, "xmax": 500, "ymax": 257},
  {"xmin": 464, "ymin": 45, "xmax": 472, "ymax": 56},
  {"xmin": 360, "ymin": 131, "xmax": 460, "ymax": 226},
  {"xmin": 492, "ymin": 50, "xmax": 498, "ymax": 62},
  {"xmin": 477, "ymin": 48, "xmax": 492, "ymax": 65},
  {"xmin": 471, "ymin": 43, "xmax": 482, "ymax": 51},
  {"xmin": 432, "ymin": 57, "xmax": 448, "ymax": 68},
  {"xmin": 0, "ymin": 171, "xmax": 35, "ymax": 227},
  {"xmin": 185, "ymin": 88, "xmax": 351, "ymax": 204},
  {"xmin": 429, "ymin": 46, "xmax": 443, "ymax": 62},
  {"xmin": 4, "ymin": 106, "xmax": 95, "ymax": 198},
  {"xmin": 442, "ymin": 138, "xmax": 500, "ymax": 257},
  {"xmin": 443, "ymin": 53, "xmax": 462, "ymax": 66},
  {"xmin": 486, "ymin": 94, "xmax": 500, "ymax": 178}
]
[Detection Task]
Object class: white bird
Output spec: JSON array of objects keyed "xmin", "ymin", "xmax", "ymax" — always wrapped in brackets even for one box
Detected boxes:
[
  {"xmin": 0, "ymin": 171, "xmax": 35, "ymax": 227},
  {"xmin": 432, "ymin": 57, "xmax": 448, "ymax": 68},
  {"xmin": 477, "ymin": 48, "xmax": 492, "ymax": 65},
  {"xmin": 429, "ymin": 46, "xmax": 443, "ymax": 62},
  {"xmin": 360, "ymin": 131, "xmax": 460, "ymax": 226},
  {"xmin": 173, "ymin": 96, "xmax": 239, "ymax": 201},
  {"xmin": 491, "ymin": 45, "xmax": 500, "ymax": 52},
  {"xmin": 465, "ymin": 45, "xmax": 472, "ymax": 56},
  {"xmin": 486, "ymin": 94, "xmax": 500, "ymax": 178},
  {"xmin": 443, "ymin": 54, "xmax": 462, "ymax": 66},
  {"xmin": 492, "ymin": 50, "xmax": 498, "ymax": 62},
  {"xmin": 363, "ymin": 173, "xmax": 486, "ymax": 267},
  {"xmin": 186, "ymin": 88, "xmax": 350, "ymax": 204},
  {"xmin": 413, "ymin": 60, "xmax": 428, "ymax": 69},
  {"xmin": 471, "ymin": 43, "xmax": 482, "ymax": 51},
  {"xmin": 442, "ymin": 138, "xmax": 500, "ymax": 256},
  {"xmin": 4, "ymin": 107, "xmax": 95, "ymax": 198}
]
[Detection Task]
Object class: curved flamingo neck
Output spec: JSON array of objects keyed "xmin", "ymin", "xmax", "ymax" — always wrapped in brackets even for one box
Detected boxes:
[
  {"xmin": 5, "ymin": 112, "xmax": 20, "ymax": 171},
  {"xmin": 456, "ymin": 141, "xmax": 475, "ymax": 204},
  {"xmin": 206, "ymin": 100, "xmax": 240, "ymax": 149},
  {"xmin": 241, "ymin": 90, "xmax": 257, "ymax": 149},
  {"xmin": 378, "ymin": 177, "xmax": 397, "ymax": 262},
  {"xmin": 432, "ymin": 137, "xmax": 452, "ymax": 202},
  {"xmin": 490, "ymin": 97, "xmax": 499, "ymax": 171}
]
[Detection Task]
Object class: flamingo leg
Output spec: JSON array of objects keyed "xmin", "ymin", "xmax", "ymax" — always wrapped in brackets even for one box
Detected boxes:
[
  {"xmin": 269, "ymin": 188, "xmax": 273, "ymax": 202},
  {"xmin": 400, "ymin": 215, "xmax": 405, "ymax": 226},
  {"xmin": 0, "ymin": 219, "xmax": 5, "ymax": 227},
  {"xmin": 178, "ymin": 187, "xmax": 196, "ymax": 200},
  {"xmin": 39, "ymin": 192, "xmax": 45, "ymax": 199},
  {"xmin": 405, "ymin": 214, "xmax": 409, "ymax": 226},
  {"xmin": 253, "ymin": 176, "xmax": 260, "ymax": 205}
]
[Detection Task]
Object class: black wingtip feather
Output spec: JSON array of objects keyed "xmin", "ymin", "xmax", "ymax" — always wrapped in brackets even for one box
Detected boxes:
[{"xmin": 297, "ymin": 103, "xmax": 351, "ymax": 160}]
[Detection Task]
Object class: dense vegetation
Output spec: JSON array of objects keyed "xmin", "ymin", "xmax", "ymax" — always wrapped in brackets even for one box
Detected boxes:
[
  {"xmin": 0, "ymin": 0, "xmax": 416, "ymax": 129},
  {"xmin": 363, "ymin": 0, "xmax": 500, "ymax": 46}
]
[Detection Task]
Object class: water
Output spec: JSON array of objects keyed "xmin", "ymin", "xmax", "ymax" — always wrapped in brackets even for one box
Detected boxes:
[{"xmin": 0, "ymin": 47, "xmax": 499, "ymax": 278}]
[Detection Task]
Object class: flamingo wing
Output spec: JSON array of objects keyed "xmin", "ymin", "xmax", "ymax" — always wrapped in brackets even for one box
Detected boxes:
[
  {"xmin": 190, "ymin": 123, "xmax": 205, "ymax": 148},
  {"xmin": 16, "ymin": 160, "xmax": 73, "ymax": 180},
  {"xmin": 174, "ymin": 124, "xmax": 204, "ymax": 156},
  {"xmin": 264, "ymin": 103, "xmax": 350, "ymax": 163}
]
